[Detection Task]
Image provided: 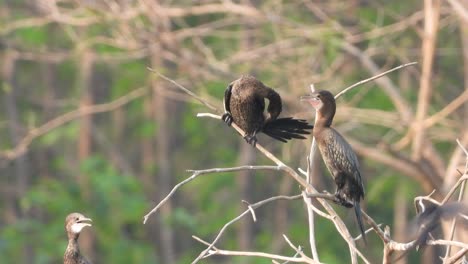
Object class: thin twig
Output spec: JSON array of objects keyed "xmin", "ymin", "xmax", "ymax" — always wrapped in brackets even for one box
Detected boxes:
[
  {"xmin": 143, "ymin": 165, "xmax": 281, "ymax": 223},
  {"xmin": 205, "ymin": 248, "xmax": 316, "ymax": 263},
  {"xmin": 192, "ymin": 195, "xmax": 303, "ymax": 263},
  {"xmin": 444, "ymin": 248, "xmax": 468, "ymax": 264},
  {"xmin": 1, "ymin": 86, "xmax": 149, "ymax": 163},
  {"xmin": 282, "ymin": 234, "xmax": 316, "ymax": 263},
  {"xmin": 443, "ymin": 140, "xmax": 468, "ymax": 258},
  {"xmin": 303, "ymin": 192, "xmax": 321, "ymax": 262},
  {"xmin": 147, "ymin": 68, "xmax": 218, "ymax": 112},
  {"xmin": 242, "ymin": 200, "xmax": 257, "ymax": 222},
  {"xmin": 334, "ymin": 62, "xmax": 418, "ymax": 100},
  {"xmin": 354, "ymin": 224, "xmax": 383, "ymax": 241}
]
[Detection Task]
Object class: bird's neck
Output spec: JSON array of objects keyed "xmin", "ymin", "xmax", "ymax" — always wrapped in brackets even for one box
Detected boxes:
[
  {"xmin": 67, "ymin": 235, "xmax": 79, "ymax": 250},
  {"xmin": 65, "ymin": 236, "xmax": 81, "ymax": 262},
  {"xmin": 260, "ymin": 88, "xmax": 282, "ymax": 122},
  {"xmin": 314, "ymin": 110, "xmax": 334, "ymax": 129}
]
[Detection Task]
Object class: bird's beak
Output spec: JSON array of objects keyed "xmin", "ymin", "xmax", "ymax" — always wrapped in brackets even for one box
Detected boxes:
[
  {"xmin": 300, "ymin": 93, "xmax": 319, "ymax": 102},
  {"xmin": 77, "ymin": 217, "xmax": 93, "ymax": 227},
  {"xmin": 300, "ymin": 93, "xmax": 322, "ymax": 109}
]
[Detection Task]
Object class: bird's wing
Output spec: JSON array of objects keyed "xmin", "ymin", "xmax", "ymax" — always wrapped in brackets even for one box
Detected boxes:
[
  {"xmin": 324, "ymin": 129, "xmax": 363, "ymax": 193},
  {"xmin": 223, "ymin": 83, "xmax": 233, "ymax": 113}
]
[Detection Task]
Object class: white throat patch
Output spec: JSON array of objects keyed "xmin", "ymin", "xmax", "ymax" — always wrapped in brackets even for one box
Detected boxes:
[{"xmin": 71, "ymin": 222, "xmax": 91, "ymax": 234}]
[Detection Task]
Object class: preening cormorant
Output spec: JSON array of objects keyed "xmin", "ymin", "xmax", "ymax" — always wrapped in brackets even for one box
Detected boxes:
[
  {"xmin": 64, "ymin": 212, "xmax": 92, "ymax": 264},
  {"xmin": 301, "ymin": 90, "xmax": 366, "ymax": 241},
  {"xmin": 222, "ymin": 75, "xmax": 313, "ymax": 146}
]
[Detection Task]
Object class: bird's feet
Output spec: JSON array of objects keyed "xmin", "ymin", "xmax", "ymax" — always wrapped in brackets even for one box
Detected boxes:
[
  {"xmin": 334, "ymin": 193, "xmax": 353, "ymax": 208},
  {"xmin": 244, "ymin": 134, "xmax": 258, "ymax": 147},
  {"xmin": 221, "ymin": 112, "xmax": 233, "ymax": 126}
]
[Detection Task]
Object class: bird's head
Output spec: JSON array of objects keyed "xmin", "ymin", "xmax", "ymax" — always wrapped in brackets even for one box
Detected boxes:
[
  {"xmin": 301, "ymin": 90, "xmax": 336, "ymax": 125},
  {"xmin": 65, "ymin": 212, "xmax": 92, "ymax": 234},
  {"xmin": 300, "ymin": 90, "xmax": 335, "ymax": 110}
]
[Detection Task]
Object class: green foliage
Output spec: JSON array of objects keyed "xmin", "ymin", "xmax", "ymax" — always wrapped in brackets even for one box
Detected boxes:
[
  {"xmin": 11, "ymin": 27, "xmax": 48, "ymax": 48},
  {"xmin": 112, "ymin": 61, "xmax": 147, "ymax": 97},
  {"xmin": 0, "ymin": 156, "xmax": 156, "ymax": 263}
]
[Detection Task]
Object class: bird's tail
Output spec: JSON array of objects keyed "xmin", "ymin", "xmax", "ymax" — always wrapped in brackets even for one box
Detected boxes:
[
  {"xmin": 262, "ymin": 117, "xmax": 313, "ymax": 142},
  {"xmin": 354, "ymin": 201, "xmax": 367, "ymax": 244}
]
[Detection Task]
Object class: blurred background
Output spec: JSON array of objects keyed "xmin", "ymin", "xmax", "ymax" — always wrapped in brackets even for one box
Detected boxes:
[{"xmin": 0, "ymin": 0, "xmax": 467, "ymax": 263}]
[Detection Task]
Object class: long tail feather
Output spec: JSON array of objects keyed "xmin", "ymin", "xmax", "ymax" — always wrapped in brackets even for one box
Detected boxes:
[
  {"xmin": 354, "ymin": 201, "xmax": 367, "ymax": 244},
  {"xmin": 262, "ymin": 117, "xmax": 313, "ymax": 142}
]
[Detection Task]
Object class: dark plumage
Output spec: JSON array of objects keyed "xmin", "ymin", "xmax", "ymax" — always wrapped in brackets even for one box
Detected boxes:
[
  {"xmin": 222, "ymin": 75, "xmax": 313, "ymax": 146},
  {"xmin": 301, "ymin": 90, "xmax": 366, "ymax": 242},
  {"xmin": 413, "ymin": 196, "xmax": 468, "ymax": 247},
  {"xmin": 64, "ymin": 212, "xmax": 92, "ymax": 264}
]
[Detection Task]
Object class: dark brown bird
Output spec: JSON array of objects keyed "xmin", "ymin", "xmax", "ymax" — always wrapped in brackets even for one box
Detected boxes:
[
  {"xmin": 222, "ymin": 75, "xmax": 313, "ymax": 146},
  {"xmin": 64, "ymin": 212, "xmax": 92, "ymax": 264},
  {"xmin": 301, "ymin": 90, "xmax": 366, "ymax": 241},
  {"xmin": 392, "ymin": 197, "xmax": 468, "ymax": 261},
  {"xmin": 412, "ymin": 196, "xmax": 468, "ymax": 248}
]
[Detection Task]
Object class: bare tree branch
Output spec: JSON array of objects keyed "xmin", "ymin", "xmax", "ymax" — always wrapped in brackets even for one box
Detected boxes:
[
  {"xmin": 192, "ymin": 195, "xmax": 303, "ymax": 263},
  {"xmin": 0, "ymin": 86, "xmax": 149, "ymax": 163},
  {"xmin": 143, "ymin": 165, "xmax": 282, "ymax": 224},
  {"xmin": 334, "ymin": 62, "xmax": 418, "ymax": 100},
  {"xmin": 412, "ymin": 0, "xmax": 441, "ymax": 161}
]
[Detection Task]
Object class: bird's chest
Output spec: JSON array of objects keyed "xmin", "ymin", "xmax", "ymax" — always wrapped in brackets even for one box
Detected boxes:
[{"xmin": 316, "ymin": 132, "xmax": 341, "ymax": 176}]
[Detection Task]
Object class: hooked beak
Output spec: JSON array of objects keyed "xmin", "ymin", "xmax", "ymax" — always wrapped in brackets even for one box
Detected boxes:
[
  {"xmin": 77, "ymin": 217, "xmax": 92, "ymax": 226},
  {"xmin": 71, "ymin": 216, "xmax": 92, "ymax": 234},
  {"xmin": 300, "ymin": 95, "xmax": 314, "ymax": 101},
  {"xmin": 300, "ymin": 93, "xmax": 322, "ymax": 109},
  {"xmin": 300, "ymin": 92, "xmax": 320, "ymax": 101}
]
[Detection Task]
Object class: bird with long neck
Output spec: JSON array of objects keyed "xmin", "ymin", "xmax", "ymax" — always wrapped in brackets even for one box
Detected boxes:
[
  {"xmin": 301, "ymin": 90, "xmax": 366, "ymax": 242},
  {"xmin": 64, "ymin": 212, "xmax": 92, "ymax": 264},
  {"xmin": 222, "ymin": 75, "xmax": 313, "ymax": 146}
]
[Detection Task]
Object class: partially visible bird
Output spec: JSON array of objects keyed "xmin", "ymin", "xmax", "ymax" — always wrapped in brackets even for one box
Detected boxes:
[
  {"xmin": 64, "ymin": 212, "xmax": 93, "ymax": 264},
  {"xmin": 222, "ymin": 75, "xmax": 313, "ymax": 147},
  {"xmin": 301, "ymin": 90, "xmax": 366, "ymax": 242},
  {"xmin": 412, "ymin": 196, "xmax": 468, "ymax": 248}
]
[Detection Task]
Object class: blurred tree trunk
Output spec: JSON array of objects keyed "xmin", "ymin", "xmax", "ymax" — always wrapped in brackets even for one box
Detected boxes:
[
  {"xmin": 236, "ymin": 0, "xmax": 256, "ymax": 251},
  {"xmin": 412, "ymin": 0, "xmax": 440, "ymax": 161},
  {"xmin": 272, "ymin": 174, "xmax": 294, "ymax": 252},
  {"xmin": 151, "ymin": 48, "xmax": 176, "ymax": 264},
  {"xmin": 38, "ymin": 60, "xmax": 57, "ymax": 180},
  {"xmin": 393, "ymin": 187, "xmax": 408, "ymax": 264},
  {"xmin": 2, "ymin": 50, "xmax": 33, "ymax": 263},
  {"xmin": 140, "ymin": 0, "xmax": 177, "ymax": 260},
  {"xmin": 77, "ymin": 51, "xmax": 96, "ymax": 261},
  {"xmin": 140, "ymin": 85, "xmax": 161, "ymax": 260}
]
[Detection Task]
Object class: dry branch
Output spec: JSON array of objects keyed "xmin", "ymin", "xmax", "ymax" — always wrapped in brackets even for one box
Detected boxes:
[
  {"xmin": 193, "ymin": 235, "xmax": 318, "ymax": 263},
  {"xmin": 0, "ymin": 86, "xmax": 149, "ymax": 163},
  {"xmin": 143, "ymin": 165, "xmax": 282, "ymax": 224}
]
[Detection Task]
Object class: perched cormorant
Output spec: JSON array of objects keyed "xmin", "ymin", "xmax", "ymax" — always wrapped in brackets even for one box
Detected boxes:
[
  {"xmin": 301, "ymin": 90, "xmax": 366, "ymax": 241},
  {"xmin": 222, "ymin": 75, "xmax": 313, "ymax": 146},
  {"xmin": 64, "ymin": 212, "xmax": 92, "ymax": 264}
]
